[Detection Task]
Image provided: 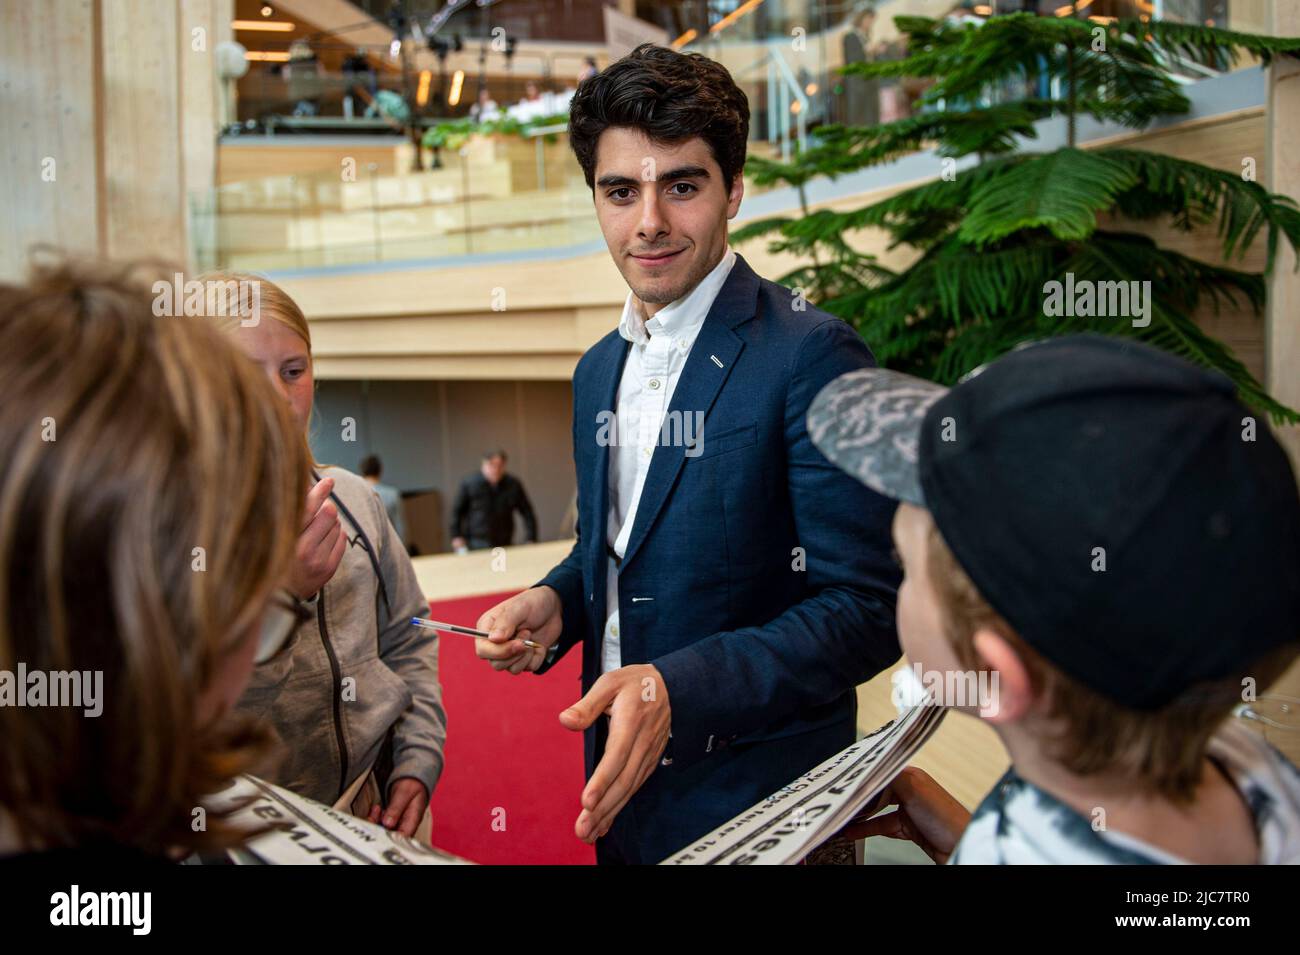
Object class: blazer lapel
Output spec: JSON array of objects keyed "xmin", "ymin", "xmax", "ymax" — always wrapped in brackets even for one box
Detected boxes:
[{"xmin": 618, "ymin": 256, "xmax": 759, "ymax": 568}]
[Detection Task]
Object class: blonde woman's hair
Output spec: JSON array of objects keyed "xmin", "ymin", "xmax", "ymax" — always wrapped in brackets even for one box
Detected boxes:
[
  {"xmin": 198, "ymin": 270, "xmax": 313, "ymax": 351},
  {"xmin": 0, "ymin": 258, "xmax": 309, "ymax": 854}
]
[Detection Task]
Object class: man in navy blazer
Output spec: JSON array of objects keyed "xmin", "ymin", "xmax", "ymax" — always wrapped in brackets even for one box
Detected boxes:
[{"xmin": 474, "ymin": 44, "xmax": 901, "ymax": 864}]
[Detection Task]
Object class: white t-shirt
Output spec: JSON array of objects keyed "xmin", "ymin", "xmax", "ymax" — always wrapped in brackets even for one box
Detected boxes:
[{"xmin": 950, "ymin": 720, "xmax": 1300, "ymax": 864}]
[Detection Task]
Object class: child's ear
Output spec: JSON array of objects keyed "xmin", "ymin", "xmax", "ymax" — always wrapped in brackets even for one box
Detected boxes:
[{"xmin": 971, "ymin": 628, "xmax": 1034, "ymax": 724}]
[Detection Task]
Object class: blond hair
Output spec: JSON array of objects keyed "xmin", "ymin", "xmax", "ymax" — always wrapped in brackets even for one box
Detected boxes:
[
  {"xmin": 0, "ymin": 259, "xmax": 309, "ymax": 853},
  {"xmin": 924, "ymin": 518, "xmax": 1297, "ymax": 802},
  {"xmin": 198, "ymin": 270, "xmax": 313, "ymax": 350}
]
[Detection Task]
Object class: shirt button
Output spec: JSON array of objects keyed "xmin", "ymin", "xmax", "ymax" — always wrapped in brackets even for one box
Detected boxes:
[
  {"xmin": 611, "ymin": 624, "xmax": 619, "ymax": 637},
  {"xmin": 642, "ymin": 447, "xmax": 651, "ymax": 458},
  {"xmin": 648, "ymin": 378, "xmax": 661, "ymax": 390}
]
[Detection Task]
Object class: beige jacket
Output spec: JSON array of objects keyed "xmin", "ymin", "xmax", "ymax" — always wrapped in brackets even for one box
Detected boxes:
[{"xmin": 237, "ymin": 466, "xmax": 446, "ymax": 804}]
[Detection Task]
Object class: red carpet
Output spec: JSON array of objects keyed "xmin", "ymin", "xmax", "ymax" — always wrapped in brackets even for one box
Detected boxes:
[{"xmin": 425, "ymin": 590, "xmax": 595, "ymax": 865}]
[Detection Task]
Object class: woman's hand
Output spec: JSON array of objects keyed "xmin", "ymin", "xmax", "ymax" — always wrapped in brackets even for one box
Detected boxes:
[
  {"xmin": 368, "ymin": 777, "xmax": 429, "ymax": 837},
  {"xmin": 287, "ymin": 477, "xmax": 346, "ymax": 599}
]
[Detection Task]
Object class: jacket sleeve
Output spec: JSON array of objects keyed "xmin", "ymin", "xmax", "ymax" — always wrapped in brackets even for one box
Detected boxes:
[
  {"xmin": 533, "ymin": 385, "xmax": 588, "ymax": 674},
  {"xmin": 533, "ymin": 528, "xmax": 586, "ymax": 675},
  {"xmin": 650, "ymin": 318, "xmax": 902, "ymax": 769},
  {"xmin": 450, "ymin": 479, "xmax": 470, "ymax": 540},
  {"xmin": 515, "ymin": 479, "xmax": 539, "ymax": 543},
  {"xmin": 372, "ymin": 490, "xmax": 448, "ymax": 796},
  {"xmin": 390, "ymin": 489, "xmax": 408, "ymax": 545}
]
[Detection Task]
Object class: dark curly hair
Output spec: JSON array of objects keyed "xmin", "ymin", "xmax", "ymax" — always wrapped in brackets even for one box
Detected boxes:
[{"xmin": 568, "ymin": 43, "xmax": 750, "ymax": 191}]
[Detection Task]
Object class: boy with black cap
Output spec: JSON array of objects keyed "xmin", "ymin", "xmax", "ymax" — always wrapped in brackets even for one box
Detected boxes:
[{"xmin": 807, "ymin": 333, "xmax": 1300, "ymax": 864}]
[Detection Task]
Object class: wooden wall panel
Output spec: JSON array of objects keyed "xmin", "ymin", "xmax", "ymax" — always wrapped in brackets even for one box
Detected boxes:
[
  {"xmin": 0, "ymin": 0, "xmax": 100, "ymax": 279},
  {"xmin": 0, "ymin": 0, "xmax": 230, "ymax": 280},
  {"xmin": 99, "ymin": 0, "xmax": 186, "ymax": 264}
]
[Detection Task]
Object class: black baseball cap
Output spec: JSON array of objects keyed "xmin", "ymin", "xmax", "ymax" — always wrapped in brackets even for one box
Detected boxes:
[{"xmin": 808, "ymin": 334, "xmax": 1300, "ymax": 710}]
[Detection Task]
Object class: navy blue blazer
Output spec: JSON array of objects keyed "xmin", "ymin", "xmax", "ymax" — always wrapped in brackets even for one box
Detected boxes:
[{"xmin": 537, "ymin": 253, "xmax": 900, "ymax": 864}]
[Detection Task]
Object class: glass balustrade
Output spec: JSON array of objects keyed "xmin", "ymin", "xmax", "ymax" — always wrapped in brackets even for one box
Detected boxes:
[{"xmin": 195, "ymin": 0, "xmax": 1252, "ymax": 274}]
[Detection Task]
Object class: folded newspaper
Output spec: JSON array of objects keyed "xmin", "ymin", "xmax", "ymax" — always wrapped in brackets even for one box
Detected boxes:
[
  {"xmin": 194, "ymin": 775, "xmax": 471, "ymax": 865},
  {"xmin": 661, "ymin": 696, "xmax": 946, "ymax": 865}
]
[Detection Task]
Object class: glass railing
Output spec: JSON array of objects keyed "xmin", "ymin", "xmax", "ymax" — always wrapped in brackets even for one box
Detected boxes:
[
  {"xmin": 195, "ymin": 0, "xmax": 1253, "ymax": 275},
  {"xmin": 191, "ymin": 126, "xmax": 600, "ymax": 272}
]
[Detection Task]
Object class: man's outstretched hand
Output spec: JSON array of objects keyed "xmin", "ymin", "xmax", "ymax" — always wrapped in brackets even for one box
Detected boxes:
[{"xmin": 560, "ymin": 664, "xmax": 670, "ymax": 844}]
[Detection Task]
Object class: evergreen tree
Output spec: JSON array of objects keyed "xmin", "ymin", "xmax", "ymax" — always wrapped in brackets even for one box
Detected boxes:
[{"xmin": 735, "ymin": 14, "xmax": 1300, "ymax": 420}]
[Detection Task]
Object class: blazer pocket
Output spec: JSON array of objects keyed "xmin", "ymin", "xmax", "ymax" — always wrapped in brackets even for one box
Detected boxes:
[{"xmin": 688, "ymin": 423, "xmax": 757, "ymax": 461}]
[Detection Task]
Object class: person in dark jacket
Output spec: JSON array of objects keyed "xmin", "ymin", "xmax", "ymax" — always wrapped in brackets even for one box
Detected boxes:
[
  {"xmin": 450, "ymin": 450, "xmax": 539, "ymax": 551},
  {"xmin": 472, "ymin": 45, "xmax": 900, "ymax": 865}
]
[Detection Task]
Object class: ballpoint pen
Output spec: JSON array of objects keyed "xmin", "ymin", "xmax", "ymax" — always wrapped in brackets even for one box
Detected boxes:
[{"xmin": 411, "ymin": 617, "xmax": 543, "ymax": 650}]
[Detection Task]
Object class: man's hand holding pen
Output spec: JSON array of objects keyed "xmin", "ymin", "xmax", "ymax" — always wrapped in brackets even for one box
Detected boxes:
[{"xmin": 473, "ymin": 585, "xmax": 564, "ymax": 674}]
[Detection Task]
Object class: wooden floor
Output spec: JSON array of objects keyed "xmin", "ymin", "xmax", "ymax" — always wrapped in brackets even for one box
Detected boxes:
[{"xmin": 412, "ymin": 540, "xmax": 1300, "ymax": 815}]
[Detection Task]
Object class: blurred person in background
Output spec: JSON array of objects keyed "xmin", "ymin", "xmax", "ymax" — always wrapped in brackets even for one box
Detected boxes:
[
  {"xmin": 842, "ymin": 3, "xmax": 882, "ymax": 126},
  {"xmin": 285, "ymin": 39, "xmax": 325, "ymax": 118},
  {"xmin": 450, "ymin": 449, "xmax": 539, "ymax": 552},
  {"xmin": 202, "ymin": 273, "xmax": 446, "ymax": 841},
  {"xmin": 0, "ymin": 260, "xmax": 308, "ymax": 862},
  {"xmin": 470, "ymin": 85, "xmax": 500, "ymax": 122},
  {"xmin": 342, "ymin": 46, "xmax": 378, "ymax": 120},
  {"xmin": 360, "ymin": 453, "xmax": 408, "ymax": 548}
]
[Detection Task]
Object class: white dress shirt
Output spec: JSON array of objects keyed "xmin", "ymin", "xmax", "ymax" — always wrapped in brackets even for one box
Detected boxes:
[{"xmin": 601, "ymin": 247, "xmax": 737, "ymax": 673}]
